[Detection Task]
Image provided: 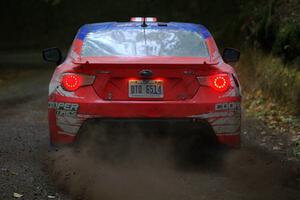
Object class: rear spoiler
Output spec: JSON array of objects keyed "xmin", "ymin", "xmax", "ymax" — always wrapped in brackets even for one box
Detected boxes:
[{"xmin": 72, "ymin": 56, "xmax": 219, "ymax": 65}]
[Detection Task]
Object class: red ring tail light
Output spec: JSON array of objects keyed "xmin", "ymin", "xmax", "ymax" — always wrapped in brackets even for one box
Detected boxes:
[
  {"xmin": 209, "ymin": 74, "xmax": 230, "ymax": 92},
  {"xmin": 61, "ymin": 73, "xmax": 95, "ymax": 92},
  {"xmin": 61, "ymin": 74, "xmax": 82, "ymax": 91}
]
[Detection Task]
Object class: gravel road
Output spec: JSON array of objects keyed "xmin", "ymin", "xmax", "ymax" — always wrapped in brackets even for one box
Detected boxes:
[{"xmin": 0, "ymin": 66, "xmax": 300, "ymax": 200}]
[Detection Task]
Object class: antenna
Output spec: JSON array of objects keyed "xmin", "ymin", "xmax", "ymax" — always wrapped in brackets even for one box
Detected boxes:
[{"xmin": 141, "ymin": 18, "xmax": 148, "ymax": 27}]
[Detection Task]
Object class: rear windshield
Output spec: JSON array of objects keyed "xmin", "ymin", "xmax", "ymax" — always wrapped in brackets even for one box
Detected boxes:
[{"xmin": 81, "ymin": 29, "xmax": 209, "ymax": 57}]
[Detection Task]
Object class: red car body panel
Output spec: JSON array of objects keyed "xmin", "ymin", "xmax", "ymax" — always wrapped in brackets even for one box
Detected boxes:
[{"xmin": 47, "ymin": 21, "xmax": 242, "ymax": 148}]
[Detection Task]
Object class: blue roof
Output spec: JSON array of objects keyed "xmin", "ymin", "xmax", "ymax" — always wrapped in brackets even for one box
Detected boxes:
[{"xmin": 76, "ymin": 22, "xmax": 212, "ymax": 41}]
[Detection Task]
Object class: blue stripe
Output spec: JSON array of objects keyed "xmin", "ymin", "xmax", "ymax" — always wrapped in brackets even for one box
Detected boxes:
[{"xmin": 199, "ymin": 25, "xmax": 212, "ymax": 39}]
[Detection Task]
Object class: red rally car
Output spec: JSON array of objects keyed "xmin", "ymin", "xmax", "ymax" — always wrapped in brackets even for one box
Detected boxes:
[{"xmin": 43, "ymin": 17, "xmax": 241, "ymax": 148}]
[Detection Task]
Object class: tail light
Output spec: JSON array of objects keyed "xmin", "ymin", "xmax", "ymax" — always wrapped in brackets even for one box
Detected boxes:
[
  {"xmin": 61, "ymin": 73, "xmax": 95, "ymax": 91},
  {"xmin": 209, "ymin": 75, "xmax": 230, "ymax": 92},
  {"xmin": 197, "ymin": 74, "xmax": 231, "ymax": 92}
]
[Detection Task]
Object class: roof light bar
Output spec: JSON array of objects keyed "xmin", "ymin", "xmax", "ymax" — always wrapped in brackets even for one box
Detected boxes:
[
  {"xmin": 145, "ymin": 17, "xmax": 157, "ymax": 22},
  {"xmin": 130, "ymin": 17, "xmax": 144, "ymax": 22},
  {"xmin": 130, "ymin": 17, "xmax": 158, "ymax": 22}
]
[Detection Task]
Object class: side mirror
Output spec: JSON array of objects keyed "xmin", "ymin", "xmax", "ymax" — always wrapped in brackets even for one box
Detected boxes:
[
  {"xmin": 42, "ymin": 47, "xmax": 63, "ymax": 65},
  {"xmin": 222, "ymin": 48, "xmax": 240, "ymax": 63}
]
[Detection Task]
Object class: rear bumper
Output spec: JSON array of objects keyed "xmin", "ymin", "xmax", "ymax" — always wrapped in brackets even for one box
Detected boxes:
[
  {"xmin": 48, "ymin": 100, "xmax": 241, "ymax": 148},
  {"xmin": 75, "ymin": 118, "xmax": 240, "ymax": 148},
  {"xmin": 48, "ymin": 85, "xmax": 241, "ymax": 148}
]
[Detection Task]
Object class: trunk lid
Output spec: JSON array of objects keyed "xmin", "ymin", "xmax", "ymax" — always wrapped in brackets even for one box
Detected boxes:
[{"xmin": 74, "ymin": 59, "xmax": 218, "ymax": 101}]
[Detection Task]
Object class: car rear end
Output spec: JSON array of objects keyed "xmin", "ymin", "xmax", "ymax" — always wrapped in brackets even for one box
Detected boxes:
[{"xmin": 47, "ymin": 21, "xmax": 241, "ymax": 148}]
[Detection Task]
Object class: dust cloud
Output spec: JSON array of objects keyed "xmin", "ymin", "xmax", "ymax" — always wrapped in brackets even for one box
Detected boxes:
[{"xmin": 48, "ymin": 123, "xmax": 300, "ymax": 200}]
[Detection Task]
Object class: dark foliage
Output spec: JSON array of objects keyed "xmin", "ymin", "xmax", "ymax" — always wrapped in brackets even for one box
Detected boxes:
[{"xmin": 0, "ymin": 0, "xmax": 240, "ymax": 49}]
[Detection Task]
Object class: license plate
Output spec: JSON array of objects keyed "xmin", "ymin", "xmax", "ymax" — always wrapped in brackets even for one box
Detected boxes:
[{"xmin": 129, "ymin": 80, "xmax": 163, "ymax": 98}]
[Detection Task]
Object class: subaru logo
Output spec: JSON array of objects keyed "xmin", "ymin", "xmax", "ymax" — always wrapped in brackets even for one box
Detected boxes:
[{"xmin": 139, "ymin": 69, "xmax": 153, "ymax": 77}]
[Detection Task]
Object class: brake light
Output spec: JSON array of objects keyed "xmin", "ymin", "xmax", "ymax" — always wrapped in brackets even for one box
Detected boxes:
[
  {"xmin": 61, "ymin": 73, "xmax": 95, "ymax": 91},
  {"xmin": 197, "ymin": 74, "xmax": 231, "ymax": 92},
  {"xmin": 62, "ymin": 74, "xmax": 82, "ymax": 91},
  {"xmin": 209, "ymin": 75, "xmax": 230, "ymax": 92}
]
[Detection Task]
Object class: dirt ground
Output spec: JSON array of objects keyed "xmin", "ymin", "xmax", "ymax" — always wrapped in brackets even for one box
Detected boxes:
[{"xmin": 0, "ymin": 65, "xmax": 300, "ymax": 200}]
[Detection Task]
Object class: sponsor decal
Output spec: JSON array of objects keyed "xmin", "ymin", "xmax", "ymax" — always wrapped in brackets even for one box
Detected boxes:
[
  {"xmin": 56, "ymin": 114, "xmax": 93, "ymax": 136},
  {"xmin": 215, "ymin": 102, "xmax": 241, "ymax": 111},
  {"xmin": 48, "ymin": 102, "xmax": 79, "ymax": 117},
  {"xmin": 192, "ymin": 112, "xmax": 234, "ymax": 119},
  {"xmin": 190, "ymin": 102, "xmax": 241, "ymax": 134}
]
